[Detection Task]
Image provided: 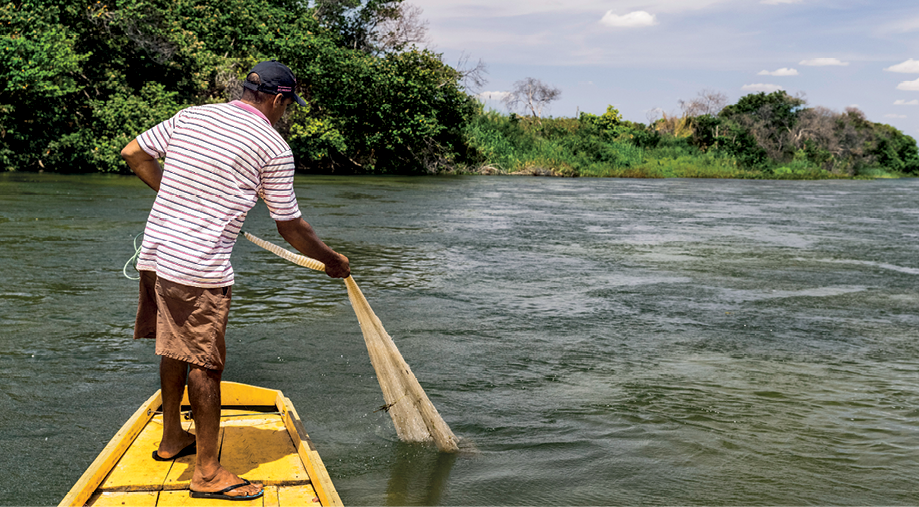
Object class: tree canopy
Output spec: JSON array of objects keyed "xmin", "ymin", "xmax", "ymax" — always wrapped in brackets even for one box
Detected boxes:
[
  {"xmin": 1, "ymin": 0, "xmax": 476, "ymax": 174},
  {"xmin": 687, "ymin": 91, "xmax": 919, "ymax": 175}
]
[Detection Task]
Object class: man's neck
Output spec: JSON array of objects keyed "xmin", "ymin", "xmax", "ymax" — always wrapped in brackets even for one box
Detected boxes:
[
  {"xmin": 239, "ymin": 99, "xmax": 271, "ymax": 118},
  {"xmin": 234, "ymin": 100, "xmax": 272, "ymax": 125}
]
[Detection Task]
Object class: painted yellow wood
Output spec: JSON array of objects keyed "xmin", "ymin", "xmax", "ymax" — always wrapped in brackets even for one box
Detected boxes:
[
  {"xmin": 62, "ymin": 383, "xmax": 340, "ymax": 507},
  {"xmin": 262, "ymin": 486, "xmax": 279, "ymax": 507},
  {"xmin": 180, "ymin": 381, "xmax": 280, "ymax": 406},
  {"xmin": 59, "ymin": 391, "xmax": 162, "ymax": 507},
  {"xmin": 280, "ymin": 397, "xmax": 343, "ymax": 507},
  {"xmin": 162, "ymin": 427, "xmax": 224, "ymax": 490},
  {"xmin": 278, "ymin": 484, "xmax": 321, "ymax": 506},
  {"xmin": 219, "ymin": 412, "xmax": 309, "ymax": 486},
  {"xmin": 97, "ymin": 414, "xmax": 175, "ymax": 491},
  {"xmin": 87, "ymin": 490, "xmax": 159, "ymax": 507},
  {"xmin": 157, "ymin": 489, "xmax": 264, "ymax": 506}
]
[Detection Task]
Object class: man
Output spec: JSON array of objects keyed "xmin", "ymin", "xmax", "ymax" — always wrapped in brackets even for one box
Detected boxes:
[{"xmin": 121, "ymin": 60, "xmax": 349, "ymax": 501}]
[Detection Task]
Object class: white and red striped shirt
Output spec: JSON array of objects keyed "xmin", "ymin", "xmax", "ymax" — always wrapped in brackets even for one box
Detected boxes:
[{"xmin": 135, "ymin": 101, "xmax": 301, "ymax": 288}]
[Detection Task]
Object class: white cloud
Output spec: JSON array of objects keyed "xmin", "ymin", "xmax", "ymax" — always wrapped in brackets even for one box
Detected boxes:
[
  {"xmin": 742, "ymin": 83, "xmax": 784, "ymax": 93},
  {"xmin": 894, "ymin": 99, "xmax": 919, "ymax": 105},
  {"xmin": 600, "ymin": 10, "xmax": 658, "ymax": 28},
  {"xmin": 879, "ymin": 16, "xmax": 919, "ymax": 34},
  {"xmin": 885, "ymin": 59, "xmax": 919, "ymax": 73},
  {"xmin": 897, "ymin": 78, "xmax": 919, "ymax": 91},
  {"xmin": 885, "ymin": 114, "xmax": 908, "ymax": 118},
  {"xmin": 761, "ymin": 0, "xmax": 802, "ymax": 4},
  {"xmin": 477, "ymin": 91, "xmax": 511, "ymax": 102},
  {"xmin": 799, "ymin": 57, "xmax": 849, "ymax": 66},
  {"xmin": 758, "ymin": 68, "xmax": 798, "ymax": 76}
]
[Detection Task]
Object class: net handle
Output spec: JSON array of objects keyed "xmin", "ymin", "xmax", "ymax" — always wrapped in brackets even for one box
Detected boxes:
[{"xmin": 243, "ymin": 231, "xmax": 328, "ymax": 273}]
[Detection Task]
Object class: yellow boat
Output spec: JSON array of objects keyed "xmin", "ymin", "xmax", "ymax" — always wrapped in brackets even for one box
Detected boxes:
[{"xmin": 59, "ymin": 382, "xmax": 342, "ymax": 507}]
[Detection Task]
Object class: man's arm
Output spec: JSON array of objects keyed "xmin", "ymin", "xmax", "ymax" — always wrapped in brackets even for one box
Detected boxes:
[
  {"xmin": 276, "ymin": 218, "xmax": 350, "ymax": 279},
  {"xmin": 121, "ymin": 139, "xmax": 163, "ymax": 192}
]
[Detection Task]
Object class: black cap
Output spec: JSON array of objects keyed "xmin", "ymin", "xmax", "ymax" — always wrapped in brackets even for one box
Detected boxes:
[{"xmin": 243, "ymin": 60, "xmax": 307, "ymax": 106}]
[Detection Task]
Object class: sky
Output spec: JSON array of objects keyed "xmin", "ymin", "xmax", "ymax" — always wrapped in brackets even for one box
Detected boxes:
[{"xmin": 409, "ymin": 0, "xmax": 919, "ymax": 136}]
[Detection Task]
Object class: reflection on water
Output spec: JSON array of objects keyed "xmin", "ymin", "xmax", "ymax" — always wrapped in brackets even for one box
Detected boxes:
[
  {"xmin": 385, "ymin": 444, "xmax": 457, "ymax": 506},
  {"xmin": 1, "ymin": 174, "xmax": 919, "ymax": 505}
]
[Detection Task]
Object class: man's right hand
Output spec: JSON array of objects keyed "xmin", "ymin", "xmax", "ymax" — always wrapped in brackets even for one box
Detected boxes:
[
  {"xmin": 325, "ymin": 253, "xmax": 350, "ymax": 279},
  {"xmin": 276, "ymin": 218, "xmax": 350, "ymax": 279}
]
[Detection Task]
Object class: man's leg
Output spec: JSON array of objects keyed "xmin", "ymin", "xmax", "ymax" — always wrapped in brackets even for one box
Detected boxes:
[
  {"xmin": 187, "ymin": 365, "xmax": 262, "ymax": 497},
  {"xmin": 156, "ymin": 356, "xmax": 196, "ymax": 459}
]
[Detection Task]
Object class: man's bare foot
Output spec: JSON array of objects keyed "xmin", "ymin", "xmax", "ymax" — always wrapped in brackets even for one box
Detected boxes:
[
  {"xmin": 191, "ymin": 466, "xmax": 263, "ymax": 499},
  {"xmin": 155, "ymin": 430, "xmax": 196, "ymax": 460}
]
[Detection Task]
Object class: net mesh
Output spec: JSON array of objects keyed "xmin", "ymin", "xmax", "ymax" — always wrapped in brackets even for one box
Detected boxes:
[{"xmin": 244, "ymin": 232, "xmax": 459, "ymax": 452}]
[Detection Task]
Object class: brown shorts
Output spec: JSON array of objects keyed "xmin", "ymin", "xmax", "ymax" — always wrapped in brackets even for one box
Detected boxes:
[{"xmin": 134, "ymin": 271, "xmax": 232, "ymax": 371}]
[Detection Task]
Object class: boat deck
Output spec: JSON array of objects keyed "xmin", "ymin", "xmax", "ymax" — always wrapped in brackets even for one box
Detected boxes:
[{"xmin": 61, "ymin": 383, "xmax": 341, "ymax": 507}]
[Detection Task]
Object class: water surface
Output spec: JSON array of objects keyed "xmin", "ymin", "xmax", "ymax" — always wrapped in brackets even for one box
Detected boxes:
[{"xmin": 1, "ymin": 174, "xmax": 917, "ymax": 505}]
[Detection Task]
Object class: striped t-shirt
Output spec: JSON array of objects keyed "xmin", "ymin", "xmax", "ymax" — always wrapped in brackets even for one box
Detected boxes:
[{"xmin": 135, "ymin": 101, "xmax": 302, "ymax": 288}]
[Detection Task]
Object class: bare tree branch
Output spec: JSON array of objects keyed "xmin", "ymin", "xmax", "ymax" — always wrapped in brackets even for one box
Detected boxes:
[
  {"xmin": 86, "ymin": 5, "xmax": 176, "ymax": 65},
  {"xmin": 679, "ymin": 89, "xmax": 727, "ymax": 117},
  {"xmin": 502, "ymin": 77, "xmax": 561, "ymax": 120},
  {"xmin": 376, "ymin": 2, "xmax": 429, "ymax": 52},
  {"xmin": 454, "ymin": 52, "xmax": 488, "ymax": 92}
]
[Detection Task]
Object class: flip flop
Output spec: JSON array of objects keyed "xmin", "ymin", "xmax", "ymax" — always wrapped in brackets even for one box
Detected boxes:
[
  {"xmin": 190, "ymin": 479, "xmax": 264, "ymax": 501},
  {"xmin": 152, "ymin": 441, "xmax": 196, "ymax": 461}
]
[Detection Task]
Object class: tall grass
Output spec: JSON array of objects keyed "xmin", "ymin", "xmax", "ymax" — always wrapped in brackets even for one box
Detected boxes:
[
  {"xmin": 463, "ymin": 111, "xmax": 647, "ymax": 176},
  {"xmin": 460, "ymin": 110, "xmax": 891, "ymax": 179}
]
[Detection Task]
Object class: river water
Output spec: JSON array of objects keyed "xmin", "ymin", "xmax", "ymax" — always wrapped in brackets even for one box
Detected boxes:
[{"xmin": 1, "ymin": 173, "xmax": 917, "ymax": 505}]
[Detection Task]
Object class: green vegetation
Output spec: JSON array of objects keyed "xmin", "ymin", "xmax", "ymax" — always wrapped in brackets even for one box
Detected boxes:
[
  {"xmin": 461, "ymin": 94, "xmax": 919, "ymax": 179},
  {"xmin": 2, "ymin": 1, "xmax": 917, "ymax": 179},
  {"xmin": 1, "ymin": 0, "xmax": 475, "ymax": 174}
]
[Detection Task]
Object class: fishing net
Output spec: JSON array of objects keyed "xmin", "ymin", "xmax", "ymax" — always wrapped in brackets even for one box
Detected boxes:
[{"xmin": 244, "ymin": 232, "xmax": 459, "ymax": 453}]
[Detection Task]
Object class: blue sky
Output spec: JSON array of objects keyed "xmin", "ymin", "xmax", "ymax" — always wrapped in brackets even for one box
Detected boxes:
[{"xmin": 411, "ymin": 0, "xmax": 919, "ymax": 135}]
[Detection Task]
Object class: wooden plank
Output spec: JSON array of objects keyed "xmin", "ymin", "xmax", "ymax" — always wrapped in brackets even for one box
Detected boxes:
[
  {"xmin": 59, "ymin": 391, "xmax": 162, "ymax": 507},
  {"xmin": 180, "ymin": 382, "xmax": 281, "ymax": 407},
  {"xmin": 278, "ymin": 484, "xmax": 321, "ymax": 506},
  {"xmin": 219, "ymin": 413, "xmax": 309, "ymax": 486},
  {"xmin": 162, "ymin": 427, "xmax": 224, "ymax": 490},
  {"xmin": 98, "ymin": 414, "xmax": 175, "ymax": 491},
  {"xmin": 157, "ymin": 489, "xmax": 264, "ymax": 506},
  {"xmin": 87, "ymin": 490, "xmax": 159, "ymax": 507},
  {"xmin": 62, "ymin": 383, "xmax": 337, "ymax": 507},
  {"xmin": 278, "ymin": 396, "xmax": 343, "ymax": 507},
  {"xmin": 262, "ymin": 486, "xmax": 280, "ymax": 507}
]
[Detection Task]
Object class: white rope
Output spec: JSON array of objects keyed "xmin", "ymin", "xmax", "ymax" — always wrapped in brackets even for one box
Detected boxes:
[{"xmin": 122, "ymin": 233, "xmax": 144, "ymax": 280}]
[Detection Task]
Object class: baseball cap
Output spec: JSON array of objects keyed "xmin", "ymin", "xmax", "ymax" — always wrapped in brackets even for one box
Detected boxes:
[{"xmin": 243, "ymin": 60, "xmax": 307, "ymax": 106}]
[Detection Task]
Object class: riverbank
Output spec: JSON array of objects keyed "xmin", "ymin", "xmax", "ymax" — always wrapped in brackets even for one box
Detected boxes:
[
  {"xmin": 7, "ymin": 163, "xmax": 909, "ymax": 179},
  {"xmin": 455, "ymin": 107, "xmax": 917, "ymax": 180},
  {"xmin": 447, "ymin": 161, "xmax": 908, "ymax": 179}
]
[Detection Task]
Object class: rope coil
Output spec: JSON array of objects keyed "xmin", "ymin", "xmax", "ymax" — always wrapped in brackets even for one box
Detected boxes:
[{"xmin": 123, "ymin": 232, "xmax": 144, "ymax": 280}]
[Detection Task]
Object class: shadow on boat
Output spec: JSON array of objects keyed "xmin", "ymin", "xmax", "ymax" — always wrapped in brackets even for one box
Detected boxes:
[{"xmin": 167, "ymin": 421, "xmax": 312, "ymax": 484}]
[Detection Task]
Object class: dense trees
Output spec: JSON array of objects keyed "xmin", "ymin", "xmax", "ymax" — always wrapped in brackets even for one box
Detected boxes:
[
  {"xmin": 685, "ymin": 91, "xmax": 919, "ymax": 176},
  {"xmin": 1, "ymin": 0, "xmax": 475, "ymax": 173},
  {"xmin": 465, "ymin": 92, "xmax": 919, "ymax": 178}
]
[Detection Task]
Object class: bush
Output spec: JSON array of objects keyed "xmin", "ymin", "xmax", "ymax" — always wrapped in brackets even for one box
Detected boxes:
[{"xmin": 0, "ymin": 0, "xmax": 476, "ymax": 174}]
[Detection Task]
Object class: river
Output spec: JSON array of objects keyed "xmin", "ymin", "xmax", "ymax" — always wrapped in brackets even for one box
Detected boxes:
[{"xmin": 1, "ymin": 173, "xmax": 917, "ymax": 505}]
